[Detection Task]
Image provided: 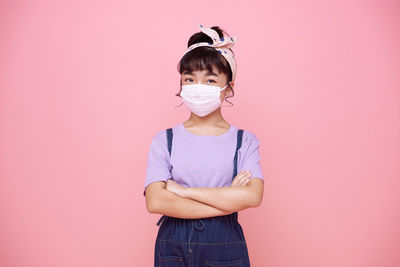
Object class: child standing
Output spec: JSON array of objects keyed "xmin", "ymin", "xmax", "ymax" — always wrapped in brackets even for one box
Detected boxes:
[{"xmin": 144, "ymin": 24, "xmax": 264, "ymax": 267}]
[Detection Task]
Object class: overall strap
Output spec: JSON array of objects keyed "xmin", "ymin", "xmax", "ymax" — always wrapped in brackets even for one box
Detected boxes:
[
  {"xmin": 156, "ymin": 128, "xmax": 173, "ymax": 227},
  {"xmin": 166, "ymin": 128, "xmax": 173, "ymax": 156},
  {"xmin": 232, "ymin": 129, "xmax": 244, "ymax": 180}
]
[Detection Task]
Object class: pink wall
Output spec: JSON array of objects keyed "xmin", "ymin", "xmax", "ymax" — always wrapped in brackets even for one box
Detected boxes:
[{"xmin": 1, "ymin": 0, "xmax": 399, "ymax": 266}]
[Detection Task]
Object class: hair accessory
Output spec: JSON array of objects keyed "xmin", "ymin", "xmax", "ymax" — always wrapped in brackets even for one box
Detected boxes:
[{"xmin": 182, "ymin": 24, "xmax": 237, "ymax": 82}]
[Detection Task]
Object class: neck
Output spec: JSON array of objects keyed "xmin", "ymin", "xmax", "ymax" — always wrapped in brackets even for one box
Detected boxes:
[{"xmin": 185, "ymin": 108, "xmax": 229, "ymax": 127}]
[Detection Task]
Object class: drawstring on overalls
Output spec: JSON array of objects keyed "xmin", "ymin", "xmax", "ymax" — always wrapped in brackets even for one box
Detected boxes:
[
  {"xmin": 155, "ymin": 127, "xmax": 244, "ymax": 254},
  {"xmin": 156, "ymin": 215, "xmax": 165, "ymax": 226},
  {"xmin": 188, "ymin": 219, "xmax": 205, "ymax": 253},
  {"xmin": 156, "ymin": 215, "xmax": 205, "ymax": 254}
]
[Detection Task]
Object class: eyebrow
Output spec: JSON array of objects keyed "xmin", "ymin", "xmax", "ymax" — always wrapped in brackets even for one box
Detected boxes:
[{"xmin": 182, "ymin": 71, "xmax": 219, "ymax": 77}]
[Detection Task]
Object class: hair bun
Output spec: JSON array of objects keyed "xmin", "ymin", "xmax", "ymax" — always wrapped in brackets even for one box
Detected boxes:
[{"xmin": 187, "ymin": 26, "xmax": 226, "ymax": 47}]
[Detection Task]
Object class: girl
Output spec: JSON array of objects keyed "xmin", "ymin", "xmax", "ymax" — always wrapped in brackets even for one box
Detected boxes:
[{"xmin": 143, "ymin": 24, "xmax": 264, "ymax": 267}]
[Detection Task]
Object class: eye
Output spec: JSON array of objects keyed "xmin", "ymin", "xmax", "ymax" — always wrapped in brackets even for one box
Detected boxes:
[
  {"xmin": 184, "ymin": 78, "xmax": 193, "ymax": 82},
  {"xmin": 207, "ymin": 79, "xmax": 216, "ymax": 83}
]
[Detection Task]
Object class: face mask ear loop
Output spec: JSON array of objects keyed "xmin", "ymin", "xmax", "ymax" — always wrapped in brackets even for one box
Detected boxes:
[{"xmin": 221, "ymin": 84, "xmax": 229, "ymax": 91}]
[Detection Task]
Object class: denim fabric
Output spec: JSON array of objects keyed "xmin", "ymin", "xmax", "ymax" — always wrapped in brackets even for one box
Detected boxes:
[
  {"xmin": 153, "ymin": 128, "xmax": 249, "ymax": 266},
  {"xmin": 154, "ymin": 212, "xmax": 251, "ymax": 266}
]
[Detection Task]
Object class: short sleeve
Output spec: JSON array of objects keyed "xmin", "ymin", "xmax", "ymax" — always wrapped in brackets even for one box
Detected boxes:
[
  {"xmin": 143, "ymin": 130, "xmax": 172, "ymax": 197},
  {"xmin": 237, "ymin": 131, "xmax": 264, "ymax": 180}
]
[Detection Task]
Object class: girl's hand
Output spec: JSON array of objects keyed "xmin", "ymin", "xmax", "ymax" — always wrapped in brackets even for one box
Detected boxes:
[
  {"xmin": 230, "ymin": 170, "xmax": 252, "ymax": 187},
  {"xmin": 166, "ymin": 179, "xmax": 188, "ymax": 198}
]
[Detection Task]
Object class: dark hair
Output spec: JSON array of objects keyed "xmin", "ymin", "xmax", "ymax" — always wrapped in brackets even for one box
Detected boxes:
[{"xmin": 175, "ymin": 26, "xmax": 235, "ymax": 107}]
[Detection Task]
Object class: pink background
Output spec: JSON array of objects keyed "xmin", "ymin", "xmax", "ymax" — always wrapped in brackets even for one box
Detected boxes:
[{"xmin": 1, "ymin": 1, "xmax": 399, "ymax": 266}]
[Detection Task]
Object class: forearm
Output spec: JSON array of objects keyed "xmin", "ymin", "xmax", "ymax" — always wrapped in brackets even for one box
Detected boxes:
[
  {"xmin": 151, "ymin": 188, "xmax": 234, "ymax": 219},
  {"xmin": 183, "ymin": 185, "xmax": 256, "ymax": 212}
]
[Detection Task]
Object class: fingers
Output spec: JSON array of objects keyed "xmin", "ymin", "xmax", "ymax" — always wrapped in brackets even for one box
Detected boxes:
[
  {"xmin": 231, "ymin": 170, "xmax": 252, "ymax": 186},
  {"xmin": 233, "ymin": 170, "xmax": 251, "ymax": 186},
  {"xmin": 165, "ymin": 179, "xmax": 174, "ymax": 190}
]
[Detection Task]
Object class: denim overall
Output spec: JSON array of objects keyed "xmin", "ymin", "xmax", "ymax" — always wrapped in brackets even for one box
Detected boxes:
[{"xmin": 154, "ymin": 127, "xmax": 251, "ymax": 267}]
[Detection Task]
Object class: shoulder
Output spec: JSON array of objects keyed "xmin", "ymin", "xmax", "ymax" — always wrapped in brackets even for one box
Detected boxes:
[
  {"xmin": 146, "ymin": 129, "xmax": 172, "ymax": 159},
  {"xmin": 148, "ymin": 128, "xmax": 170, "ymax": 149},
  {"xmin": 236, "ymin": 129, "xmax": 261, "ymax": 155},
  {"xmin": 153, "ymin": 128, "xmax": 168, "ymax": 141},
  {"xmin": 149, "ymin": 124, "xmax": 181, "ymax": 146},
  {"xmin": 240, "ymin": 129, "xmax": 260, "ymax": 144},
  {"xmin": 150, "ymin": 123, "xmax": 181, "ymax": 143}
]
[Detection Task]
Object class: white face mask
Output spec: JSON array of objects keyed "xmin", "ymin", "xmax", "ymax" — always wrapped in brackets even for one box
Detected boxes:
[{"xmin": 180, "ymin": 82, "xmax": 229, "ymax": 117}]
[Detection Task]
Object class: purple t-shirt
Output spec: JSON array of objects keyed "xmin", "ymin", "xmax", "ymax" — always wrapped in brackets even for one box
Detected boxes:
[{"xmin": 143, "ymin": 123, "xmax": 264, "ymax": 196}]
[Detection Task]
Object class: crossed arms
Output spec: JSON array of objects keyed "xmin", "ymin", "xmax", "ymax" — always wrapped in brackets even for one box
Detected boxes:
[{"xmin": 145, "ymin": 171, "xmax": 264, "ymax": 219}]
